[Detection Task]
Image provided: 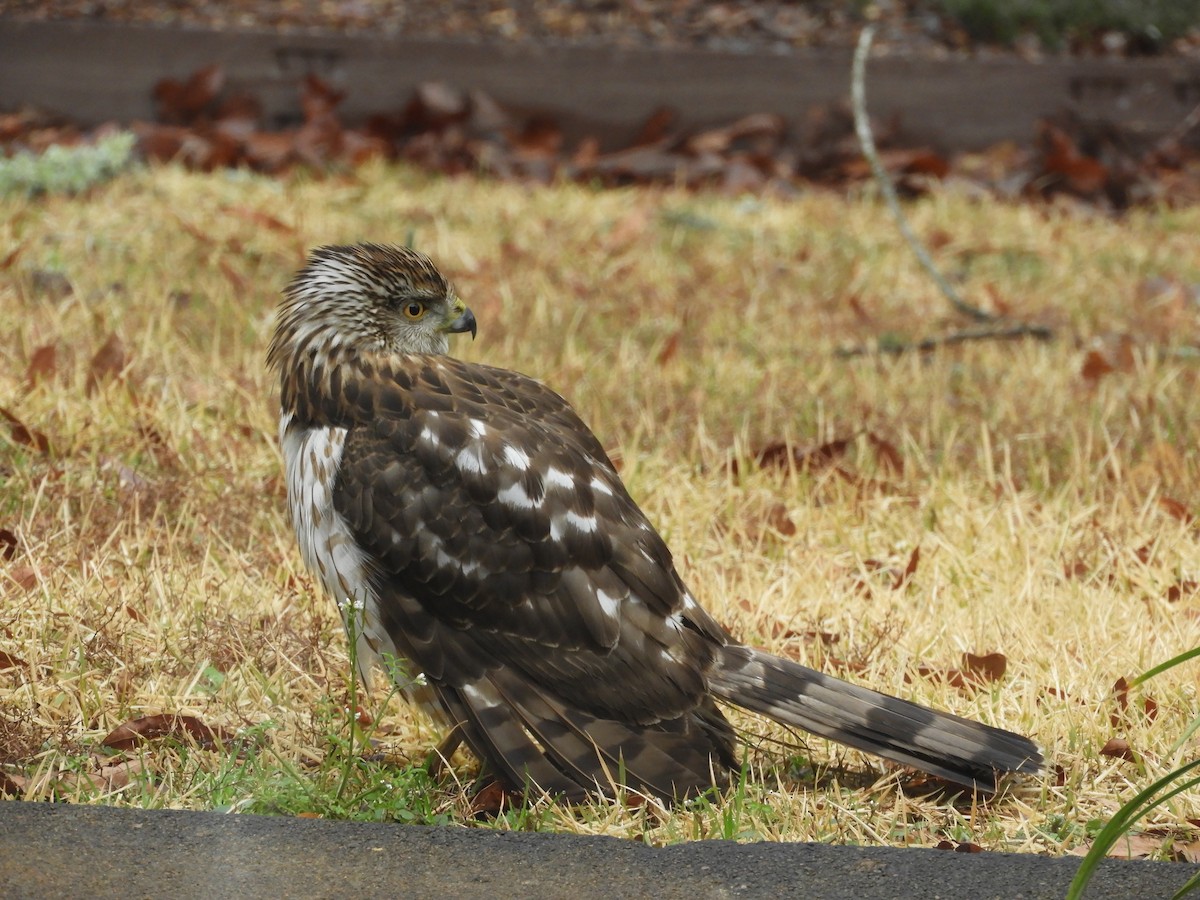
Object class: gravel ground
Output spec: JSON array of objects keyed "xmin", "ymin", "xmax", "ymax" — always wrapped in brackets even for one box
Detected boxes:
[{"xmin": 5, "ymin": 803, "xmax": 1200, "ymax": 900}]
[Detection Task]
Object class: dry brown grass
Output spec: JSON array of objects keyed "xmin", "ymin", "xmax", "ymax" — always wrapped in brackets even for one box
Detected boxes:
[{"xmin": 1, "ymin": 163, "xmax": 1199, "ymax": 853}]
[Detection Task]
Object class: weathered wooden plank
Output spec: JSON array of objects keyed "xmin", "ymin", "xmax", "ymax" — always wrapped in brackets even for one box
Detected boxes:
[{"xmin": 1, "ymin": 20, "xmax": 1197, "ymax": 150}]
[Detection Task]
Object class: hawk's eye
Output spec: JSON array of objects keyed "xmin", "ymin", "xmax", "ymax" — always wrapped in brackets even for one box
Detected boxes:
[{"xmin": 402, "ymin": 300, "xmax": 427, "ymax": 320}]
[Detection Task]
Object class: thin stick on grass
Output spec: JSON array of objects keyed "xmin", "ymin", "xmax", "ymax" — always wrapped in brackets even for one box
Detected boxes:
[
  {"xmin": 835, "ymin": 322, "xmax": 1052, "ymax": 358},
  {"xmin": 848, "ymin": 23, "xmax": 1053, "ymax": 354}
]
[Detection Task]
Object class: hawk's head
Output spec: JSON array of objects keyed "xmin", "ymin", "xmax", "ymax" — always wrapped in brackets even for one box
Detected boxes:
[{"xmin": 268, "ymin": 243, "xmax": 476, "ymax": 372}]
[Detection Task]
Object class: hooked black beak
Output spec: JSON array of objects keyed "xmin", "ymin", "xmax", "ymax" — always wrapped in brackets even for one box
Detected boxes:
[{"xmin": 446, "ymin": 305, "xmax": 477, "ymax": 340}]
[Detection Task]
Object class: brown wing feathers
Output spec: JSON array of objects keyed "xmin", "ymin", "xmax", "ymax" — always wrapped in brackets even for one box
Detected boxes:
[{"xmin": 320, "ymin": 351, "xmax": 1040, "ymax": 799}]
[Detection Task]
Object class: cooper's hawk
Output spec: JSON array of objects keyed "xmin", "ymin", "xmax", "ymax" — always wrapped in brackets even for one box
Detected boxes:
[{"xmin": 269, "ymin": 243, "xmax": 1041, "ymax": 801}]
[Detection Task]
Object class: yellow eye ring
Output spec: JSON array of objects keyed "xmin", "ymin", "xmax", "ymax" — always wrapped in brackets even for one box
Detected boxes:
[{"xmin": 403, "ymin": 300, "xmax": 426, "ymax": 319}]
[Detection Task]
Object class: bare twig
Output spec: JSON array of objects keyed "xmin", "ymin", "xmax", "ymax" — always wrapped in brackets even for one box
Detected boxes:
[
  {"xmin": 1153, "ymin": 99, "xmax": 1200, "ymax": 155},
  {"xmin": 847, "ymin": 23, "xmax": 1056, "ymax": 357},
  {"xmin": 835, "ymin": 322, "xmax": 1054, "ymax": 359},
  {"xmin": 851, "ymin": 24, "xmax": 994, "ymax": 324}
]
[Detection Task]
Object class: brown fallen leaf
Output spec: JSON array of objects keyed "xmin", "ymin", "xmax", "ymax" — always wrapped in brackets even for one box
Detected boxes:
[
  {"xmin": 86, "ymin": 333, "xmax": 127, "ymax": 394},
  {"xmin": 752, "ymin": 438, "xmax": 850, "ymax": 475},
  {"xmin": 4, "ymin": 566, "xmax": 39, "ymax": 591},
  {"xmin": 913, "ymin": 652, "xmax": 1005, "ymax": 692},
  {"xmin": 219, "ymin": 259, "xmax": 248, "ymax": 294},
  {"xmin": 511, "ymin": 116, "xmax": 563, "ymax": 162},
  {"xmin": 469, "ymin": 779, "xmax": 514, "ymax": 819},
  {"xmin": 1081, "ymin": 335, "xmax": 1136, "ymax": 383},
  {"xmin": 1039, "ymin": 122, "xmax": 1109, "ymax": 196},
  {"xmin": 1166, "ymin": 580, "xmax": 1199, "ymax": 603},
  {"xmin": 868, "ymin": 432, "xmax": 904, "ymax": 476},
  {"xmin": 765, "ymin": 502, "xmax": 797, "ymax": 537},
  {"xmin": 0, "ymin": 406, "xmax": 51, "ymax": 454},
  {"xmin": 963, "ymin": 651, "xmax": 1007, "ymax": 683},
  {"xmin": 1063, "ymin": 559, "xmax": 1089, "ymax": 580},
  {"xmin": 1143, "ymin": 695, "xmax": 1159, "ymax": 721},
  {"xmin": 295, "ymin": 83, "xmax": 344, "ymax": 168},
  {"xmin": 1106, "ymin": 832, "xmax": 1165, "ymax": 860},
  {"xmin": 0, "ymin": 771, "xmax": 31, "ymax": 797},
  {"xmin": 1158, "ymin": 496, "xmax": 1194, "ymax": 524},
  {"xmin": 1100, "ymin": 737, "xmax": 1136, "ymax": 762},
  {"xmin": 846, "ymin": 292, "xmax": 873, "ymax": 323},
  {"xmin": 656, "ymin": 331, "xmax": 681, "ymax": 366},
  {"xmin": 1111, "ymin": 676, "xmax": 1158, "ymax": 725},
  {"xmin": 630, "ymin": 106, "xmax": 677, "ymax": 147},
  {"xmin": 223, "ymin": 205, "xmax": 295, "ymax": 234},
  {"xmin": 244, "ymin": 130, "xmax": 296, "ymax": 172},
  {"xmin": 154, "ymin": 64, "xmax": 225, "ymax": 124},
  {"xmin": 0, "ymin": 242, "xmax": 25, "ymax": 270},
  {"xmin": 0, "ymin": 527, "xmax": 16, "ymax": 560},
  {"xmin": 1081, "ymin": 349, "xmax": 1114, "ymax": 382},
  {"xmin": 97, "ymin": 758, "xmax": 146, "ymax": 792},
  {"xmin": 892, "ymin": 546, "xmax": 920, "ymax": 590},
  {"xmin": 56, "ymin": 758, "xmax": 147, "ymax": 795},
  {"xmin": 25, "ymin": 344, "xmax": 57, "ymax": 387},
  {"xmin": 1112, "ymin": 675, "xmax": 1131, "ymax": 709},
  {"xmin": 1181, "ymin": 840, "xmax": 1200, "ymax": 865},
  {"xmin": 101, "ymin": 714, "xmax": 229, "ymax": 751},
  {"xmin": 0, "ymin": 650, "xmax": 29, "ymax": 670}
]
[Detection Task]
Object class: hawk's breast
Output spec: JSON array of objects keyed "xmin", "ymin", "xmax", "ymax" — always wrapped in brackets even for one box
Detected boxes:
[{"xmin": 280, "ymin": 414, "xmax": 397, "ymax": 682}]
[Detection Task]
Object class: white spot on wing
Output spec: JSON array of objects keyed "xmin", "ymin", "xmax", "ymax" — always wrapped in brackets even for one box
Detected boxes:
[
  {"xmin": 591, "ymin": 476, "xmax": 613, "ymax": 496},
  {"xmin": 545, "ymin": 467, "xmax": 575, "ymax": 492},
  {"xmin": 498, "ymin": 482, "xmax": 537, "ymax": 509},
  {"xmin": 455, "ymin": 445, "xmax": 487, "ymax": 475},
  {"xmin": 596, "ymin": 588, "xmax": 621, "ymax": 618},
  {"xmin": 462, "ymin": 682, "xmax": 499, "ymax": 707},
  {"xmin": 565, "ymin": 511, "xmax": 598, "ymax": 533},
  {"xmin": 467, "ymin": 418, "xmax": 488, "ymax": 438},
  {"xmin": 502, "ymin": 444, "xmax": 531, "ymax": 470}
]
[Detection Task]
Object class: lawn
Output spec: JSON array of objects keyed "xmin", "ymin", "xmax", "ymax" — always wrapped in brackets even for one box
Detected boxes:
[{"xmin": 1, "ymin": 161, "xmax": 1198, "ymax": 855}]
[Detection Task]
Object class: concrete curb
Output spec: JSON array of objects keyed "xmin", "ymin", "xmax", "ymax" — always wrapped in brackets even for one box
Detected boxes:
[
  {"xmin": 2, "ymin": 20, "xmax": 1199, "ymax": 151},
  {"xmin": 2, "ymin": 801, "xmax": 1197, "ymax": 899}
]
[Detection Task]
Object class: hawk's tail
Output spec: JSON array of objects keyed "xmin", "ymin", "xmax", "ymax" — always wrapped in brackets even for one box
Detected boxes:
[{"xmin": 710, "ymin": 644, "xmax": 1042, "ymax": 793}]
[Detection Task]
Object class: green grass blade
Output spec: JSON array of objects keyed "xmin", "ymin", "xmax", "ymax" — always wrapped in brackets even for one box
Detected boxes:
[
  {"xmin": 1170, "ymin": 713, "xmax": 1200, "ymax": 757},
  {"xmin": 1129, "ymin": 646, "xmax": 1200, "ymax": 689},
  {"xmin": 1067, "ymin": 760, "xmax": 1200, "ymax": 900},
  {"xmin": 1172, "ymin": 867, "xmax": 1200, "ymax": 900}
]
